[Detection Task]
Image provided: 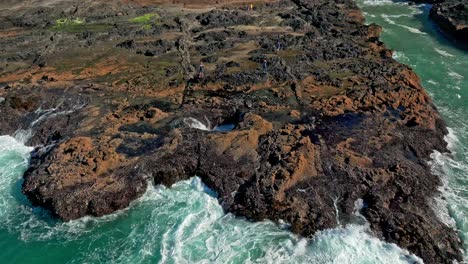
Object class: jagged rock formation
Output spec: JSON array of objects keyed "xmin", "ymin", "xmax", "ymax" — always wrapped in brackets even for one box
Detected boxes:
[
  {"xmin": 411, "ymin": 0, "xmax": 468, "ymax": 48},
  {"xmin": 430, "ymin": 0, "xmax": 468, "ymax": 47},
  {"xmin": 0, "ymin": 0, "xmax": 463, "ymax": 262}
]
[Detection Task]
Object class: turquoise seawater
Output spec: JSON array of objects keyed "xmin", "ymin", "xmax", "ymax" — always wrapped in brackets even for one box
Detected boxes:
[
  {"xmin": 0, "ymin": 136, "xmax": 422, "ymax": 263},
  {"xmin": 0, "ymin": 1, "xmax": 466, "ymax": 263},
  {"xmin": 358, "ymin": 0, "xmax": 468, "ymax": 259}
]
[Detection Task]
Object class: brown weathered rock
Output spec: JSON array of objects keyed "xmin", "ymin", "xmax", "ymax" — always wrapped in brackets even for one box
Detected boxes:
[
  {"xmin": 430, "ymin": 0, "xmax": 468, "ymax": 48},
  {"xmin": 23, "ymin": 136, "xmax": 147, "ymax": 220},
  {"xmin": 0, "ymin": 0, "xmax": 462, "ymax": 262}
]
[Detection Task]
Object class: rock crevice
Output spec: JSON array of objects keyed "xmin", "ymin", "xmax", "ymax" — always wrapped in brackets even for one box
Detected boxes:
[{"xmin": 0, "ymin": 0, "xmax": 462, "ymax": 262}]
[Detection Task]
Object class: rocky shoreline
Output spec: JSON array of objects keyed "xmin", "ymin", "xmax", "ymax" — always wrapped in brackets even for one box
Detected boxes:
[
  {"xmin": 430, "ymin": 0, "xmax": 468, "ymax": 48},
  {"xmin": 411, "ymin": 0, "xmax": 468, "ymax": 48},
  {"xmin": 0, "ymin": 0, "xmax": 463, "ymax": 262}
]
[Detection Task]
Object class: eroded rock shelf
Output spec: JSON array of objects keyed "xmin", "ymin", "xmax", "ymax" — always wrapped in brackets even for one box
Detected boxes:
[{"xmin": 0, "ymin": 0, "xmax": 463, "ymax": 262}]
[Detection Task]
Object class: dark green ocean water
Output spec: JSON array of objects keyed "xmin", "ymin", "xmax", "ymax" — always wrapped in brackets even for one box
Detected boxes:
[{"xmin": 0, "ymin": 1, "xmax": 466, "ymax": 263}]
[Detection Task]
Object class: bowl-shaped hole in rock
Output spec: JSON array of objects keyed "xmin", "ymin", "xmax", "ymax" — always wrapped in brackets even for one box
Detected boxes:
[{"xmin": 183, "ymin": 111, "xmax": 243, "ymax": 132}]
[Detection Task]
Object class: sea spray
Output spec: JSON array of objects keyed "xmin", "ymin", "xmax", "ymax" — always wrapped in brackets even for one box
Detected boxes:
[
  {"xmin": 357, "ymin": 0, "xmax": 468, "ymax": 260},
  {"xmin": 429, "ymin": 128, "xmax": 468, "ymax": 258},
  {"xmin": 0, "ymin": 136, "xmax": 422, "ymax": 263},
  {"xmin": 183, "ymin": 117, "xmax": 236, "ymax": 132},
  {"xmin": 183, "ymin": 117, "xmax": 211, "ymax": 131},
  {"xmin": 13, "ymin": 102, "xmax": 85, "ymax": 144},
  {"xmin": 0, "ymin": 0, "xmax": 467, "ymax": 262}
]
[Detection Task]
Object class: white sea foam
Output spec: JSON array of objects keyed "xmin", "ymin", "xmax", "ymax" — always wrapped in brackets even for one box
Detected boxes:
[
  {"xmin": 76, "ymin": 179, "xmax": 425, "ymax": 263},
  {"xmin": 400, "ymin": 24, "xmax": 427, "ymax": 34},
  {"xmin": 331, "ymin": 194, "xmax": 342, "ymax": 227},
  {"xmin": 380, "ymin": 8, "xmax": 423, "ymax": 18},
  {"xmin": 362, "ymin": 0, "xmax": 393, "ymax": 6},
  {"xmin": 2, "ymin": 1, "xmax": 466, "ymax": 261},
  {"xmin": 359, "ymin": 0, "xmax": 468, "ymax": 260},
  {"xmin": 382, "ymin": 15, "xmax": 427, "ymax": 35},
  {"xmin": 434, "ymin": 48, "xmax": 455, "ymax": 57},
  {"xmin": 448, "ymin": 70, "xmax": 464, "ymax": 80},
  {"xmin": 383, "ymin": 14, "xmax": 412, "ymax": 18},
  {"xmin": 0, "ymin": 138, "xmax": 425, "ymax": 264},
  {"xmin": 363, "ymin": 12, "xmax": 376, "ymax": 18},
  {"xmin": 382, "ymin": 15, "xmax": 397, "ymax": 25},
  {"xmin": 13, "ymin": 102, "xmax": 85, "ymax": 144},
  {"xmin": 0, "ymin": 135, "xmax": 136, "ymax": 243},
  {"xmin": 392, "ymin": 51, "xmax": 410, "ymax": 63},
  {"xmin": 183, "ymin": 117, "xmax": 235, "ymax": 132},
  {"xmin": 429, "ymin": 127, "xmax": 468, "ymax": 260},
  {"xmin": 445, "ymin": 128, "xmax": 461, "ymax": 152},
  {"xmin": 430, "ymin": 151, "xmax": 458, "ymax": 228},
  {"xmin": 183, "ymin": 117, "xmax": 211, "ymax": 131}
]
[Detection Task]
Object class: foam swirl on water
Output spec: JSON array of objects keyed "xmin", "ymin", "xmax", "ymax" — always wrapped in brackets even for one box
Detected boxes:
[
  {"xmin": 357, "ymin": 0, "xmax": 468, "ymax": 260},
  {"xmin": 0, "ymin": 135, "xmax": 422, "ymax": 263},
  {"xmin": 1, "ymin": 0, "xmax": 467, "ymax": 261}
]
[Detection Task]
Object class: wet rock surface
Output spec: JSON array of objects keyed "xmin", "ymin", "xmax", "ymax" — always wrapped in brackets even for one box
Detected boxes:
[
  {"xmin": 0, "ymin": 0, "xmax": 463, "ymax": 262},
  {"xmin": 430, "ymin": 0, "xmax": 468, "ymax": 48},
  {"xmin": 411, "ymin": 0, "xmax": 468, "ymax": 48}
]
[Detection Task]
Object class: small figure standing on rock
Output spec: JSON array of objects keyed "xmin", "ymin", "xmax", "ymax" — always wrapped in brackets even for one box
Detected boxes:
[
  {"xmin": 248, "ymin": 3, "xmax": 254, "ymax": 11},
  {"xmin": 262, "ymin": 59, "xmax": 268, "ymax": 75},
  {"xmin": 198, "ymin": 61, "xmax": 205, "ymax": 79},
  {"xmin": 276, "ymin": 38, "xmax": 281, "ymax": 53}
]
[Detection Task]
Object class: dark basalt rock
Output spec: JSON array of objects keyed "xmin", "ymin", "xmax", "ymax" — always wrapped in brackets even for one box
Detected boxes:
[
  {"xmin": 0, "ymin": 0, "xmax": 463, "ymax": 263},
  {"xmin": 196, "ymin": 10, "xmax": 255, "ymax": 28},
  {"xmin": 408, "ymin": 0, "xmax": 467, "ymax": 48},
  {"xmin": 430, "ymin": 0, "xmax": 468, "ymax": 48},
  {"xmin": 117, "ymin": 39, "xmax": 172, "ymax": 56},
  {"xmin": 116, "ymin": 39, "xmax": 135, "ymax": 49},
  {"xmin": 196, "ymin": 40, "xmax": 234, "ymax": 55}
]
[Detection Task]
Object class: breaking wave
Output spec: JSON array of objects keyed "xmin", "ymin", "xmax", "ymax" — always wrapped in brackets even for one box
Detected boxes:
[
  {"xmin": 434, "ymin": 48, "xmax": 455, "ymax": 57},
  {"xmin": 381, "ymin": 15, "xmax": 427, "ymax": 35},
  {"xmin": 429, "ymin": 128, "xmax": 468, "ymax": 259},
  {"xmin": 359, "ymin": 0, "xmax": 468, "ymax": 260},
  {"xmin": 183, "ymin": 117, "xmax": 235, "ymax": 132},
  {"xmin": 0, "ymin": 0, "xmax": 467, "ymax": 262},
  {"xmin": 0, "ymin": 136, "xmax": 422, "ymax": 263}
]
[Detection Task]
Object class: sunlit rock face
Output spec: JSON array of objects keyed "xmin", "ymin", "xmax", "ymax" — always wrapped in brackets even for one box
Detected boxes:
[{"xmin": 0, "ymin": 0, "xmax": 463, "ymax": 262}]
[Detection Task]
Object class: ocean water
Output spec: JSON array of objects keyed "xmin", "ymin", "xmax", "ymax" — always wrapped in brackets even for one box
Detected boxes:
[
  {"xmin": 0, "ymin": 135, "xmax": 422, "ymax": 263},
  {"xmin": 358, "ymin": 0, "xmax": 468, "ymax": 260},
  {"xmin": 0, "ymin": 1, "xmax": 466, "ymax": 263}
]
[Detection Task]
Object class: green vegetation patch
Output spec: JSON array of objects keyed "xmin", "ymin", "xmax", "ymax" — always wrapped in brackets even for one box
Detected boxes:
[
  {"xmin": 129, "ymin": 13, "xmax": 161, "ymax": 30},
  {"xmin": 130, "ymin": 13, "xmax": 159, "ymax": 23},
  {"xmin": 141, "ymin": 24, "xmax": 152, "ymax": 30},
  {"xmin": 53, "ymin": 18, "xmax": 84, "ymax": 30},
  {"xmin": 52, "ymin": 17, "xmax": 111, "ymax": 33}
]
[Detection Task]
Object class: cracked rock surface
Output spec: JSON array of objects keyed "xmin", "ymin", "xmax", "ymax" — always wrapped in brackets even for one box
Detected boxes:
[{"xmin": 0, "ymin": 0, "xmax": 463, "ymax": 262}]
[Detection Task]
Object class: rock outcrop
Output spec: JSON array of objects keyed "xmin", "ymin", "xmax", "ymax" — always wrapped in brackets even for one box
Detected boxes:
[
  {"xmin": 0, "ymin": 0, "xmax": 463, "ymax": 262},
  {"xmin": 410, "ymin": 0, "xmax": 468, "ymax": 48},
  {"xmin": 430, "ymin": 0, "xmax": 468, "ymax": 47}
]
